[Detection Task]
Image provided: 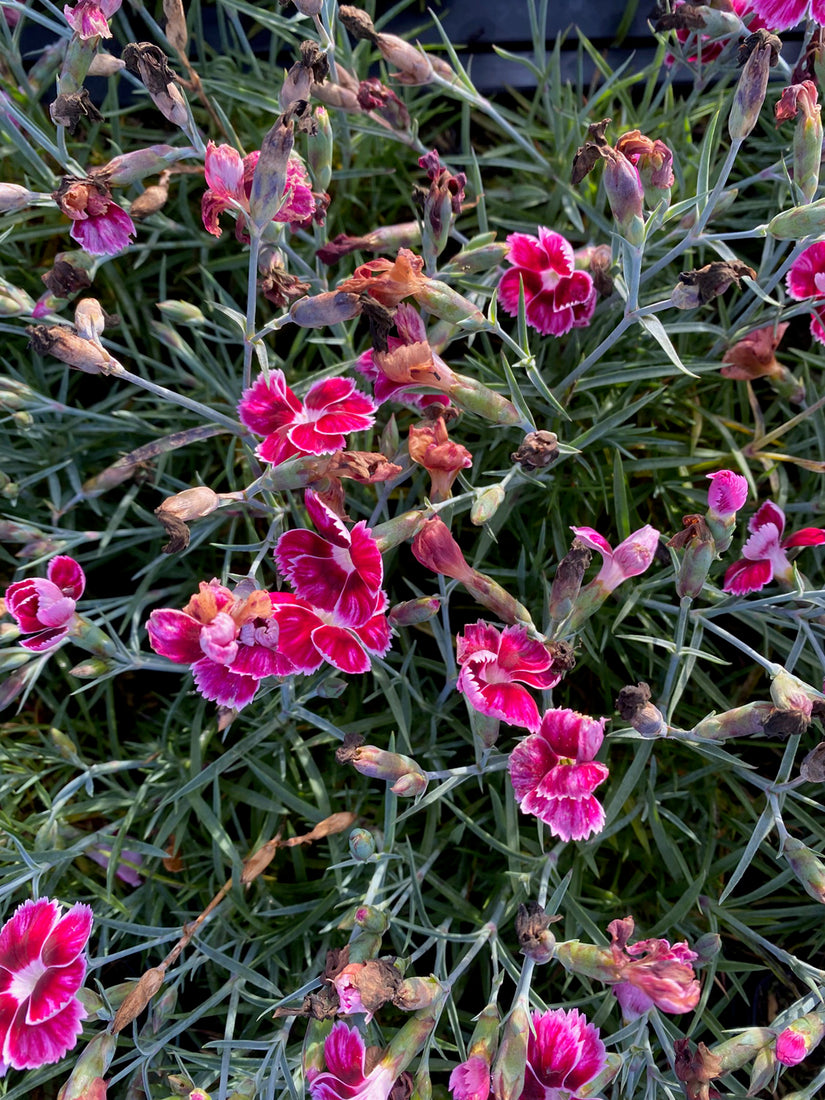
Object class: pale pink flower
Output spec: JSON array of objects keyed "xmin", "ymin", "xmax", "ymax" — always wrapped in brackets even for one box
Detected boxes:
[
  {"xmin": 706, "ymin": 470, "xmax": 748, "ymax": 519},
  {"xmin": 748, "ymin": 0, "xmax": 825, "ymax": 32},
  {"xmin": 238, "ymin": 370, "xmax": 376, "ymax": 465},
  {"xmin": 0, "ymin": 897, "xmax": 93, "ymax": 1074},
  {"xmin": 308, "ymin": 1022, "xmax": 396, "ymax": 1100},
  {"xmin": 5, "ymin": 556, "xmax": 85, "ymax": 651},
  {"xmin": 356, "ymin": 303, "xmax": 451, "ymax": 411},
  {"xmin": 509, "ymin": 708, "xmax": 609, "ymax": 841},
  {"xmin": 723, "ymin": 500, "xmax": 825, "ymax": 595},
  {"xmin": 498, "ymin": 228, "xmax": 596, "ymax": 337},
  {"xmin": 456, "ymin": 621, "xmax": 562, "ymax": 733},
  {"xmin": 608, "ymin": 916, "xmax": 700, "ymax": 1019},
  {"xmin": 147, "ymin": 580, "xmax": 294, "ymax": 709},
  {"xmin": 274, "ymin": 490, "xmax": 383, "ymax": 624},
  {"xmin": 63, "ymin": 0, "xmax": 121, "ymax": 38},
  {"xmin": 570, "ymin": 524, "xmax": 660, "ymax": 592},
  {"xmin": 787, "ymin": 240, "xmax": 825, "ymax": 343},
  {"xmin": 201, "ymin": 141, "xmax": 314, "ymax": 240},
  {"xmin": 54, "ymin": 180, "xmax": 135, "ymax": 256},
  {"xmin": 449, "ymin": 1056, "xmax": 490, "ymax": 1100},
  {"xmin": 520, "ymin": 1008, "xmax": 607, "ymax": 1100},
  {"xmin": 269, "ymin": 591, "xmax": 391, "ymax": 675}
]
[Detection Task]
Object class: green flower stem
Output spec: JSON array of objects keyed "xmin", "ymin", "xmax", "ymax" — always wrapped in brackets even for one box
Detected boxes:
[
  {"xmin": 113, "ymin": 365, "xmax": 244, "ymax": 432},
  {"xmin": 661, "ymin": 595, "xmax": 692, "ymax": 720},
  {"xmin": 431, "ymin": 73, "xmax": 546, "ymax": 169},
  {"xmin": 243, "ymin": 230, "xmax": 264, "ymax": 391},
  {"xmin": 692, "ymin": 614, "xmax": 783, "ymax": 676}
]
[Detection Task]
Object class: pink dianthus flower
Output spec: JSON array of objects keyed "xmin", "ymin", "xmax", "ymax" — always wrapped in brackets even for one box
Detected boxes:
[
  {"xmin": 748, "ymin": 0, "xmax": 825, "ymax": 32},
  {"xmin": 201, "ymin": 141, "xmax": 314, "ymax": 240},
  {"xmin": 238, "ymin": 370, "xmax": 377, "ymax": 465},
  {"xmin": 269, "ymin": 591, "xmax": 391, "ymax": 676},
  {"xmin": 509, "ymin": 708, "xmax": 609, "ymax": 841},
  {"xmin": 5, "ymin": 556, "xmax": 85, "ymax": 651},
  {"xmin": 456, "ymin": 621, "xmax": 562, "ymax": 733},
  {"xmin": 521, "ymin": 1008, "xmax": 607, "ymax": 1100},
  {"xmin": 723, "ymin": 500, "xmax": 825, "ymax": 595},
  {"xmin": 607, "ymin": 916, "xmax": 700, "ymax": 1019},
  {"xmin": 53, "ymin": 179, "xmax": 135, "ymax": 256},
  {"xmin": 498, "ymin": 228, "xmax": 596, "ymax": 337},
  {"xmin": 706, "ymin": 470, "xmax": 748, "ymax": 519},
  {"xmin": 356, "ymin": 303, "xmax": 450, "ymax": 412},
  {"xmin": 787, "ymin": 240, "xmax": 825, "ymax": 343},
  {"xmin": 63, "ymin": 0, "xmax": 121, "ymax": 38},
  {"xmin": 449, "ymin": 1056, "xmax": 491, "ymax": 1100},
  {"xmin": 0, "ymin": 897, "xmax": 93, "ymax": 1074}
]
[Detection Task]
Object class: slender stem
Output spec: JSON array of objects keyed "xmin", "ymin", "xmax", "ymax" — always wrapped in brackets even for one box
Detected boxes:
[
  {"xmin": 553, "ymin": 314, "xmax": 632, "ymax": 395},
  {"xmin": 661, "ymin": 595, "xmax": 691, "ymax": 719},
  {"xmin": 693, "ymin": 613, "xmax": 782, "ymax": 675},
  {"xmin": 444, "ymin": 905, "xmax": 503, "ymax": 989},
  {"xmin": 243, "ymin": 231, "xmax": 263, "ymax": 391},
  {"xmin": 114, "ymin": 366, "xmax": 243, "ymax": 432}
]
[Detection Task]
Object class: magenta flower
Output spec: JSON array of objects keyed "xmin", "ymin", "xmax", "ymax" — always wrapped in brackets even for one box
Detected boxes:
[
  {"xmin": 456, "ymin": 621, "xmax": 562, "ymax": 733},
  {"xmin": 5, "ymin": 556, "xmax": 85, "ymax": 651},
  {"xmin": 201, "ymin": 141, "xmax": 314, "ymax": 240},
  {"xmin": 356, "ymin": 303, "xmax": 450, "ymax": 411},
  {"xmin": 0, "ymin": 897, "xmax": 93, "ymax": 1074},
  {"xmin": 238, "ymin": 370, "xmax": 377, "ymax": 465},
  {"xmin": 723, "ymin": 501, "xmax": 825, "ymax": 595},
  {"xmin": 775, "ymin": 1011, "xmax": 825, "ymax": 1066},
  {"xmin": 308, "ymin": 1022, "xmax": 396, "ymax": 1100},
  {"xmin": 498, "ymin": 228, "xmax": 597, "ymax": 337},
  {"xmin": 509, "ymin": 708, "xmax": 609, "ymax": 841},
  {"xmin": 63, "ymin": 0, "xmax": 121, "ymax": 38},
  {"xmin": 449, "ymin": 1056, "xmax": 490, "ymax": 1100},
  {"xmin": 521, "ymin": 1008, "xmax": 607, "ymax": 1100},
  {"xmin": 787, "ymin": 240, "xmax": 825, "ymax": 343},
  {"xmin": 147, "ymin": 580, "xmax": 294, "ymax": 710},
  {"xmin": 270, "ymin": 591, "xmax": 391, "ymax": 676},
  {"xmin": 607, "ymin": 916, "xmax": 700, "ymax": 1019},
  {"xmin": 275, "ymin": 491, "xmax": 383, "ymax": 624},
  {"xmin": 53, "ymin": 179, "xmax": 135, "ymax": 257},
  {"xmin": 706, "ymin": 470, "xmax": 748, "ymax": 519},
  {"xmin": 570, "ymin": 524, "xmax": 660, "ymax": 592},
  {"xmin": 748, "ymin": 0, "xmax": 825, "ymax": 32}
]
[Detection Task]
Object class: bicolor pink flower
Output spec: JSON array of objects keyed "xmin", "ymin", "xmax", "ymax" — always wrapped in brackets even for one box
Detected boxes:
[
  {"xmin": 449, "ymin": 1056, "xmax": 490, "ymax": 1100},
  {"xmin": 5, "ymin": 556, "xmax": 85, "ymax": 651},
  {"xmin": 787, "ymin": 240, "xmax": 825, "ymax": 343},
  {"xmin": 456, "ymin": 621, "xmax": 562, "ymax": 733},
  {"xmin": 521, "ymin": 1008, "xmax": 607, "ymax": 1100},
  {"xmin": 238, "ymin": 370, "xmax": 377, "ymax": 465},
  {"xmin": 147, "ymin": 580, "xmax": 294, "ymax": 709},
  {"xmin": 201, "ymin": 141, "xmax": 314, "ymax": 240},
  {"xmin": 571, "ymin": 524, "xmax": 660, "ymax": 593},
  {"xmin": 63, "ymin": 0, "xmax": 121, "ymax": 38},
  {"xmin": 706, "ymin": 470, "xmax": 748, "ymax": 519},
  {"xmin": 356, "ymin": 303, "xmax": 451, "ymax": 411},
  {"xmin": 509, "ymin": 708, "xmax": 609, "ymax": 841},
  {"xmin": 607, "ymin": 916, "xmax": 700, "ymax": 1019},
  {"xmin": 274, "ymin": 490, "xmax": 383, "ymax": 624},
  {"xmin": 498, "ymin": 228, "xmax": 597, "ymax": 337},
  {"xmin": 723, "ymin": 500, "xmax": 825, "ymax": 595},
  {"xmin": 0, "ymin": 897, "xmax": 93, "ymax": 1074},
  {"xmin": 269, "ymin": 591, "xmax": 391, "ymax": 676},
  {"xmin": 53, "ymin": 179, "xmax": 135, "ymax": 256},
  {"xmin": 307, "ymin": 1022, "xmax": 396, "ymax": 1100},
  {"xmin": 748, "ymin": 0, "xmax": 825, "ymax": 32}
]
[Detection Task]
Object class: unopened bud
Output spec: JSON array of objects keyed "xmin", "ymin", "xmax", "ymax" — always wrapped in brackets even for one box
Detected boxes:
[
  {"xmin": 692, "ymin": 932, "xmax": 722, "ymax": 963},
  {"xmin": 769, "ymin": 196, "xmax": 825, "ymax": 238},
  {"xmin": 463, "ymin": 571, "xmax": 534, "ymax": 629},
  {"xmin": 12, "ymin": 410, "xmax": 33, "ymax": 431},
  {"xmin": 0, "ymin": 182, "xmax": 41, "ymax": 213},
  {"xmin": 94, "ymin": 144, "xmax": 193, "ymax": 185},
  {"xmin": 250, "ymin": 113, "xmax": 295, "ymax": 230},
  {"xmin": 336, "ymin": 735, "xmax": 428, "ymax": 798},
  {"xmin": 712, "ymin": 1028, "xmax": 774, "ymax": 1072},
  {"xmin": 412, "ymin": 280, "xmax": 485, "ymax": 327},
  {"xmin": 0, "ymin": 278, "xmax": 35, "ymax": 315},
  {"xmin": 56, "ymin": 1032, "xmax": 117, "ymax": 1100},
  {"xmin": 307, "ymin": 106, "xmax": 333, "ymax": 191},
  {"xmin": 388, "ymin": 596, "xmax": 441, "ymax": 627},
  {"xmin": 668, "ymin": 515, "xmax": 714, "ymax": 598},
  {"xmin": 471, "ymin": 484, "xmax": 506, "ymax": 525},
  {"xmin": 69, "ymin": 657, "xmax": 114, "ymax": 678},
  {"xmin": 87, "ymin": 52, "xmax": 126, "ymax": 76},
  {"xmin": 74, "ymin": 298, "xmax": 106, "ymax": 341},
  {"xmin": 447, "ymin": 375, "xmax": 521, "ymax": 426},
  {"xmin": 348, "ymin": 828, "xmax": 377, "ymax": 861},
  {"xmin": 447, "ymin": 239, "xmax": 509, "ymax": 274},
  {"xmin": 554, "ymin": 939, "xmax": 618, "ymax": 982},
  {"xmin": 157, "ymin": 299, "xmax": 205, "ymax": 325},
  {"xmin": 800, "ymin": 742, "xmax": 825, "ymax": 782},
  {"xmin": 690, "ymin": 701, "xmax": 773, "ymax": 739},
  {"xmin": 294, "ymin": 0, "xmax": 323, "ymax": 14},
  {"xmin": 729, "ymin": 30, "xmax": 781, "ymax": 141},
  {"xmin": 748, "ymin": 1042, "xmax": 777, "ymax": 1095},
  {"xmin": 775, "ymin": 1005, "xmax": 825, "ymax": 1066},
  {"xmin": 289, "ymin": 291, "xmax": 362, "ymax": 327},
  {"xmin": 352, "ymin": 903, "xmax": 390, "ymax": 934},
  {"xmin": 491, "ymin": 1004, "xmax": 529, "ymax": 1100},
  {"xmin": 782, "ymin": 835, "xmax": 825, "ymax": 903},
  {"xmin": 371, "ymin": 509, "xmax": 427, "ymax": 553}
]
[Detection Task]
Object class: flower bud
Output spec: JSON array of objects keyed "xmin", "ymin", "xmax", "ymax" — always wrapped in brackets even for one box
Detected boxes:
[
  {"xmin": 491, "ymin": 1004, "xmax": 529, "ymax": 1100},
  {"xmin": 348, "ymin": 828, "xmax": 377, "ymax": 861},
  {"xmin": 388, "ymin": 597, "xmax": 441, "ymax": 627},
  {"xmin": 471, "ymin": 485, "xmax": 506, "ymax": 525},
  {"xmin": 307, "ymin": 106, "xmax": 333, "ymax": 192},
  {"xmin": 706, "ymin": 469, "xmax": 748, "ymax": 552},
  {"xmin": 748, "ymin": 1043, "xmax": 777, "ymax": 1095},
  {"xmin": 412, "ymin": 280, "xmax": 486, "ymax": 327},
  {"xmin": 692, "ymin": 932, "xmax": 722, "ymax": 963},
  {"xmin": 768, "ymin": 196, "xmax": 825, "ymax": 238},
  {"xmin": 776, "ymin": 81, "xmax": 822, "ymax": 205},
  {"xmin": 515, "ymin": 901, "xmax": 558, "ymax": 964},
  {"xmin": 93, "ymin": 144, "xmax": 193, "ymax": 185},
  {"xmin": 463, "ymin": 572, "xmax": 534, "ymax": 629},
  {"xmin": 393, "ymin": 976, "xmax": 444, "ymax": 1011},
  {"xmin": 56, "ymin": 1031, "xmax": 116, "ymax": 1100},
  {"xmin": 371, "ymin": 509, "xmax": 427, "ymax": 553},
  {"xmin": 0, "ymin": 182, "xmax": 41, "ymax": 213},
  {"xmin": 668, "ymin": 515, "xmax": 715, "ymax": 598},
  {"xmin": 782, "ymin": 835, "xmax": 825, "ymax": 903},
  {"xmin": 446, "ymin": 375, "xmax": 521, "ymax": 425},
  {"xmin": 74, "ymin": 298, "xmax": 106, "ymax": 341},
  {"xmin": 293, "ymin": 0, "xmax": 323, "ymax": 14},
  {"xmin": 289, "ymin": 291, "xmax": 362, "ymax": 328},
  {"xmin": 690, "ymin": 702, "xmax": 774, "ymax": 739},
  {"xmin": 553, "ymin": 939, "xmax": 618, "ymax": 982},
  {"xmin": 69, "ymin": 657, "xmax": 114, "ymax": 678},
  {"xmin": 446, "ymin": 239, "xmax": 509, "ymax": 274},
  {"xmin": 336, "ymin": 735, "xmax": 428, "ymax": 798},
  {"xmin": 775, "ymin": 1005, "xmax": 825, "ymax": 1066},
  {"xmin": 250, "ymin": 113, "xmax": 295, "ymax": 230},
  {"xmin": 729, "ymin": 30, "xmax": 781, "ymax": 141},
  {"xmin": 87, "ymin": 52, "xmax": 126, "ymax": 76},
  {"xmin": 712, "ymin": 1028, "xmax": 774, "ymax": 1072},
  {"xmin": 0, "ymin": 278, "xmax": 35, "ymax": 316},
  {"xmin": 157, "ymin": 299, "xmax": 205, "ymax": 325}
]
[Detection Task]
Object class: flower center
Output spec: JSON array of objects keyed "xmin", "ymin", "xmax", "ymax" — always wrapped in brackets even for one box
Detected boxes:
[
  {"xmin": 7, "ymin": 958, "xmax": 48, "ymax": 1004},
  {"xmin": 541, "ymin": 269, "xmax": 561, "ymax": 291}
]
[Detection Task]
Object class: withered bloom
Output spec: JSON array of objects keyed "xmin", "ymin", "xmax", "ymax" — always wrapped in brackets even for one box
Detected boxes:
[
  {"xmin": 122, "ymin": 42, "xmax": 188, "ymax": 127},
  {"xmin": 515, "ymin": 902, "xmax": 560, "ymax": 964},
  {"xmin": 653, "ymin": 5, "xmax": 706, "ymax": 32},
  {"xmin": 673, "ymin": 1038, "xmax": 722, "ymax": 1100},
  {"xmin": 259, "ymin": 252, "xmax": 311, "ymax": 308},
  {"xmin": 128, "ymin": 171, "xmax": 171, "ymax": 220},
  {"xmin": 615, "ymin": 682, "xmax": 667, "ymax": 738},
  {"xmin": 510, "ymin": 430, "xmax": 559, "ymax": 471},
  {"xmin": 407, "ymin": 414, "xmax": 472, "ymax": 502},
  {"xmin": 548, "ymin": 537, "xmax": 591, "ymax": 623},
  {"xmin": 316, "ymin": 223, "xmax": 421, "ymax": 265},
  {"xmin": 280, "ymin": 39, "xmax": 329, "ymax": 110},
  {"xmin": 356, "ymin": 78, "xmax": 410, "ymax": 129},
  {"xmin": 730, "ymin": 29, "xmax": 782, "ymax": 141},
  {"xmin": 41, "ymin": 258, "xmax": 92, "ymax": 298},
  {"xmin": 671, "ymin": 260, "xmax": 756, "ymax": 308},
  {"xmin": 722, "ymin": 322, "xmax": 787, "ymax": 379},
  {"xmin": 49, "ymin": 89, "xmax": 103, "ymax": 134},
  {"xmin": 571, "ymin": 118, "xmax": 612, "ymax": 184}
]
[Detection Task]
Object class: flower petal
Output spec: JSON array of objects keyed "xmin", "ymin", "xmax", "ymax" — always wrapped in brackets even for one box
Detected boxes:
[
  {"xmin": 46, "ymin": 557, "xmax": 85, "ymax": 600},
  {"xmin": 782, "ymin": 526, "xmax": 825, "ymax": 547},
  {"xmin": 147, "ymin": 609, "xmax": 204, "ymax": 664},
  {"xmin": 41, "ymin": 904, "xmax": 93, "ymax": 968},
  {"xmin": 723, "ymin": 557, "xmax": 773, "ymax": 595},
  {"xmin": 191, "ymin": 658, "xmax": 260, "ymax": 709},
  {"xmin": 0, "ymin": 900, "xmax": 59, "ymax": 972},
  {"xmin": 27, "ymin": 956, "xmax": 86, "ymax": 1025},
  {"xmin": 311, "ymin": 624, "xmax": 371, "ymax": 674},
  {"xmin": 3, "ymin": 996, "xmax": 85, "ymax": 1070}
]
